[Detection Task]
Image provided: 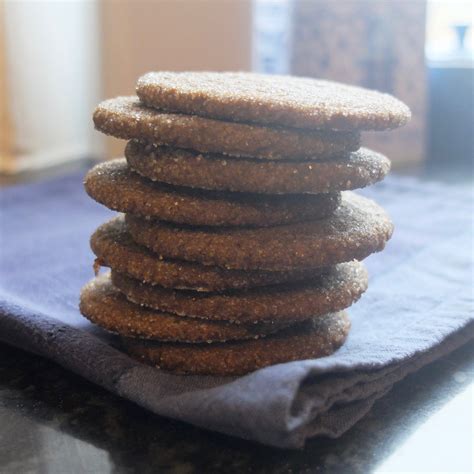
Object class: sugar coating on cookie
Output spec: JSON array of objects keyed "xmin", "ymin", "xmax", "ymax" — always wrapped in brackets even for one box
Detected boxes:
[
  {"xmin": 126, "ymin": 141, "xmax": 390, "ymax": 195},
  {"xmin": 83, "ymin": 70, "xmax": 402, "ymax": 376},
  {"xmin": 91, "ymin": 217, "xmax": 319, "ymax": 291},
  {"xmin": 125, "ymin": 192, "xmax": 394, "ymax": 271},
  {"xmin": 137, "ymin": 71, "xmax": 411, "ymax": 131},
  {"xmin": 85, "ymin": 158, "xmax": 341, "ymax": 226},
  {"xmin": 111, "ymin": 261, "xmax": 367, "ymax": 323},
  {"xmin": 93, "ymin": 96, "xmax": 360, "ymax": 160},
  {"xmin": 80, "ymin": 274, "xmax": 291, "ymax": 343},
  {"xmin": 122, "ymin": 311, "xmax": 350, "ymax": 376}
]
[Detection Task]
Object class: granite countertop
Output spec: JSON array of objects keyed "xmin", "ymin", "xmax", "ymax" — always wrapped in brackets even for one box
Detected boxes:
[{"xmin": 0, "ymin": 340, "xmax": 472, "ymax": 473}]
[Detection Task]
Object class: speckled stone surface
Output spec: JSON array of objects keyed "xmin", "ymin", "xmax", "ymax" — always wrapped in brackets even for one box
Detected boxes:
[
  {"xmin": 125, "ymin": 192, "xmax": 394, "ymax": 271},
  {"xmin": 93, "ymin": 97, "xmax": 360, "ymax": 160},
  {"xmin": 84, "ymin": 158, "xmax": 341, "ymax": 226},
  {"xmin": 110, "ymin": 261, "xmax": 367, "ymax": 323},
  {"xmin": 136, "ymin": 71, "xmax": 411, "ymax": 131},
  {"xmin": 126, "ymin": 141, "xmax": 391, "ymax": 194},
  {"xmin": 0, "ymin": 341, "xmax": 472, "ymax": 473}
]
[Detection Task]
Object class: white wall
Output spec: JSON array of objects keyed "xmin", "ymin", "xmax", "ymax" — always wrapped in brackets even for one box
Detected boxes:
[{"xmin": 4, "ymin": 0, "xmax": 101, "ymax": 171}]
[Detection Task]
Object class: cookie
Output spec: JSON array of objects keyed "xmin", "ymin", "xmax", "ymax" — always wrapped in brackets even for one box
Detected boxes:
[
  {"xmin": 91, "ymin": 217, "xmax": 319, "ymax": 291},
  {"xmin": 126, "ymin": 141, "xmax": 390, "ymax": 194},
  {"xmin": 93, "ymin": 97, "xmax": 360, "ymax": 161},
  {"xmin": 111, "ymin": 261, "xmax": 367, "ymax": 324},
  {"xmin": 136, "ymin": 71, "xmax": 411, "ymax": 131},
  {"xmin": 125, "ymin": 192, "xmax": 394, "ymax": 271},
  {"xmin": 122, "ymin": 311, "xmax": 350, "ymax": 375},
  {"xmin": 84, "ymin": 159, "xmax": 341, "ymax": 226},
  {"xmin": 80, "ymin": 275, "xmax": 290, "ymax": 343}
]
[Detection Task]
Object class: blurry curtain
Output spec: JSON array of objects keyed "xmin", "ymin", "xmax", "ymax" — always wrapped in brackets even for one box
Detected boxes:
[
  {"xmin": 1, "ymin": 0, "xmax": 253, "ymax": 170},
  {"xmin": 1, "ymin": 1, "xmax": 101, "ymax": 173}
]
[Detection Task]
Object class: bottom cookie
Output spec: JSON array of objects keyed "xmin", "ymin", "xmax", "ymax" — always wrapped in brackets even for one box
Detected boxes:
[{"xmin": 122, "ymin": 311, "xmax": 350, "ymax": 376}]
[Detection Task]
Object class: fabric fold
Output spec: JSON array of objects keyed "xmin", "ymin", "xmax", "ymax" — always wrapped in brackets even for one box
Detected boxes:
[{"xmin": 0, "ymin": 172, "xmax": 472, "ymax": 448}]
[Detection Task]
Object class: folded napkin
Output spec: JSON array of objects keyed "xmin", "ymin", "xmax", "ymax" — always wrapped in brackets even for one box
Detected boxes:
[{"xmin": 0, "ymin": 170, "xmax": 472, "ymax": 448}]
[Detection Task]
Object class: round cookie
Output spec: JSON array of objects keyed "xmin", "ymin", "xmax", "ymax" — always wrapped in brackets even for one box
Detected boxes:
[
  {"xmin": 126, "ymin": 141, "xmax": 390, "ymax": 194},
  {"xmin": 80, "ymin": 275, "xmax": 290, "ymax": 343},
  {"xmin": 122, "ymin": 311, "xmax": 350, "ymax": 376},
  {"xmin": 136, "ymin": 71, "xmax": 411, "ymax": 131},
  {"xmin": 111, "ymin": 261, "xmax": 367, "ymax": 323},
  {"xmin": 125, "ymin": 192, "xmax": 394, "ymax": 271},
  {"xmin": 85, "ymin": 158, "xmax": 341, "ymax": 226},
  {"xmin": 91, "ymin": 217, "xmax": 319, "ymax": 291},
  {"xmin": 93, "ymin": 97, "xmax": 360, "ymax": 161}
]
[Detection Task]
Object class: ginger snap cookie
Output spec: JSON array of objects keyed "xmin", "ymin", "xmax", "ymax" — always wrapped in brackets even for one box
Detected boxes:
[
  {"xmin": 122, "ymin": 311, "xmax": 350, "ymax": 376},
  {"xmin": 136, "ymin": 71, "xmax": 411, "ymax": 131},
  {"xmin": 125, "ymin": 141, "xmax": 390, "ymax": 194},
  {"xmin": 111, "ymin": 261, "xmax": 367, "ymax": 324},
  {"xmin": 80, "ymin": 275, "xmax": 290, "ymax": 343},
  {"xmin": 91, "ymin": 217, "xmax": 318, "ymax": 291},
  {"xmin": 85, "ymin": 159, "xmax": 341, "ymax": 226},
  {"xmin": 125, "ymin": 192, "xmax": 393, "ymax": 271},
  {"xmin": 93, "ymin": 97, "xmax": 360, "ymax": 160}
]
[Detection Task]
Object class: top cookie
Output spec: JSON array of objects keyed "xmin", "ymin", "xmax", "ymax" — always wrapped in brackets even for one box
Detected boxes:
[{"xmin": 136, "ymin": 71, "xmax": 411, "ymax": 131}]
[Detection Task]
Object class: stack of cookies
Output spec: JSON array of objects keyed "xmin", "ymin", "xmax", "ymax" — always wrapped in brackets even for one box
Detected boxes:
[{"xmin": 81, "ymin": 72, "xmax": 410, "ymax": 376}]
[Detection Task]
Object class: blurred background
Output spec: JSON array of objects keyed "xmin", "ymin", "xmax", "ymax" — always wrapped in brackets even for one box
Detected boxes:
[{"xmin": 0, "ymin": 0, "xmax": 472, "ymax": 178}]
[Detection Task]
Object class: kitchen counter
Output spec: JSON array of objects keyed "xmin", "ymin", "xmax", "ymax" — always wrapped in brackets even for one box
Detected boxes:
[{"xmin": 0, "ymin": 340, "xmax": 472, "ymax": 473}]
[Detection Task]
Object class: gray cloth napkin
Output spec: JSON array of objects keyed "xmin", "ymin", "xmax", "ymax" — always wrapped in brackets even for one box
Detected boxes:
[{"xmin": 0, "ymin": 172, "xmax": 472, "ymax": 448}]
